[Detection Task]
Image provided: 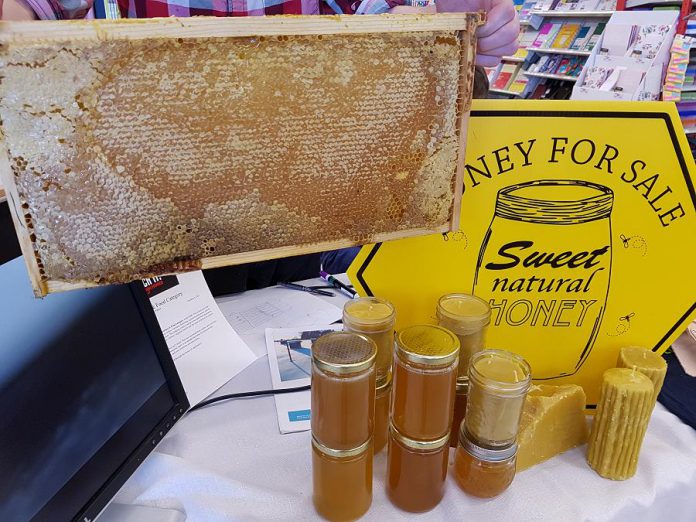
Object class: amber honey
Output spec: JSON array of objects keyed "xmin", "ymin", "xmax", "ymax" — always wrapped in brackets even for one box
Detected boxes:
[
  {"xmin": 312, "ymin": 438, "xmax": 373, "ymax": 521},
  {"xmin": 454, "ymin": 430, "xmax": 517, "ymax": 498},
  {"xmin": 311, "ymin": 332, "xmax": 377, "ymax": 450},
  {"xmin": 449, "ymin": 382, "xmax": 468, "ymax": 447},
  {"xmin": 391, "ymin": 325, "xmax": 458, "ymax": 441},
  {"xmin": 386, "ymin": 424, "xmax": 449, "ymax": 513},
  {"xmin": 374, "ymin": 378, "xmax": 392, "ymax": 454},
  {"xmin": 343, "ymin": 297, "xmax": 396, "ymax": 383}
]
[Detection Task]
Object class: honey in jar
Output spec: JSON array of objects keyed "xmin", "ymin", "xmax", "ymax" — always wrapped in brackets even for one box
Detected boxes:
[
  {"xmin": 374, "ymin": 376, "xmax": 392, "ymax": 454},
  {"xmin": 386, "ymin": 424, "xmax": 450, "ymax": 513},
  {"xmin": 311, "ymin": 331, "xmax": 377, "ymax": 450},
  {"xmin": 436, "ymin": 293, "xmax": 491, "ymax": 381},
  {"xmin": 312, "ymin": 437, "xmax": 373, "ymax": 521},
  {"xmin": 391, "ymin": 325, "xmax": 459, "ymax": 441},
  {"xmin": 449, "ymin": 380, "xmax": 468, "ymax": 447},
  {"xmin": 343, "ymin": 297, "xmax": 396, "ymax": 383},
  {"xmin": 454, "ymin": 429, "xmax": 517, "ymax": 498},
  {"xmin": 465, "ymin": 349, "xmax": 531, "ymax": 448}
]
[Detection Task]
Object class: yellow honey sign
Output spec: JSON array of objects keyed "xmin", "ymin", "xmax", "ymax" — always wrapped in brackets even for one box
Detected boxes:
[{"xmin": 348, "ymin": 100, "xmax": 696, "ymax": 408}]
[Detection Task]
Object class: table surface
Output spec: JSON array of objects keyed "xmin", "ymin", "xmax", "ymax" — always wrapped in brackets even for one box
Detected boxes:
[{"xmin": 114, "ymin": 278, "xmax": 696, "ymax": 522}]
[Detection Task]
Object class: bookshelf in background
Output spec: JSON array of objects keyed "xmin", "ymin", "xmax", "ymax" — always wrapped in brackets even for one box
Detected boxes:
[
  {"xmin": 621, "ymin": 0, "xmax": 695, "ymax": 157},
  {"xmin": 487, "ymin": 0, "xmax": 617, "ymax": 99},
  {"xmin": 663, "ymin": 34, "xmax": 696, "ymax": 160}
]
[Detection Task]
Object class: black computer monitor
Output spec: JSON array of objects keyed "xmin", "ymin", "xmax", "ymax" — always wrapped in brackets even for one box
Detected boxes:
[{"xmin": 0, "ymin": 257, "xmax": 189, "ymax": 522}]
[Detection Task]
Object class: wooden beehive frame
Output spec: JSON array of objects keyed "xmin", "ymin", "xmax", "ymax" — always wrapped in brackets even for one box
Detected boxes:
[{"xmin": 0, "ymin": 14, "xmax": 482, "ymax": 296}]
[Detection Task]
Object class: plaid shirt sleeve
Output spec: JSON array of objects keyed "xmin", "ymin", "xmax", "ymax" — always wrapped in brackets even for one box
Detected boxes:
[
  {"xmin": 20, "ymin": 0, "xmax": 431, "ymax": 25},
  {"xmin": 21, "ymin": 0, "xmax": 431, "ymax": 20},
  {"xmin": 114, "ymin": 0, "xmax": 430, "ymax": 18},
  {"xmin": 22, "ymin": 0, "xmax": 93, "ymax": 19}
]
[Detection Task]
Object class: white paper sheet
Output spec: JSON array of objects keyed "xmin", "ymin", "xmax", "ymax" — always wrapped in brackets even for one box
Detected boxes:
[
  {"xmin": 264, "ymin": 325, "xmax": 342, "ymax": 434},
  {"xmin": 144, "ymin": 271, "xmax": 256, "ymax": 406},
  {"xmin": 216, "ymin": 286, "xmax": 343, "ymax": 358}
]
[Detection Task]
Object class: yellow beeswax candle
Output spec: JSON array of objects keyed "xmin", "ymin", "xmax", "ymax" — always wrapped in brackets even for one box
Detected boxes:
[
  {"xmin": 616, "ymin": 346, "xmax": 667, "ymax": 404},
  {"xmin": 343, "ymin": 297, "xmax": 396, "ymax": 383},
  {"xmin": 587, "ymin": 368, "xmax": 653, "ymax": 480},
  {"xmin": 464, "ymin": 350, "xmax": 531, "ymax": 448},
  {"xmin": 436, "ymin": 293, "xmax": 491, "ymax": 381}
]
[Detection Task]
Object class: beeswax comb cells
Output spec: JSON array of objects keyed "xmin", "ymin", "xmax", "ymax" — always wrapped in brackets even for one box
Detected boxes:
[{"xmin": 0, "ymin": 14, "xmax": 482, "ymax": 296}]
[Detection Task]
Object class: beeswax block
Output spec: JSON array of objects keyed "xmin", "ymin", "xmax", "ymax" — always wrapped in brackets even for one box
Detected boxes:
[
  {"xmin": 517, "ymin": 385, "xmax": 588, "ymax": 471},
  {"xmin": 617, "ymin": 346, "xmax": 667, "ymax": 404},
  {"xmin": 587, "ymin": 368, "xmax": 653, "ymax": 480}
]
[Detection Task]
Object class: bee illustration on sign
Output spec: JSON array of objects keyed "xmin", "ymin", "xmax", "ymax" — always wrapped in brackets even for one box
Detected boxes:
[
  {"xmin": 441, "ymin": 231, "xmax": 468, "ymax": 249},
  {"xmin": 619, "ymin": 233, "xmax": 648, "ymax": 257},
  {"xmin": 473, "ymin": 180, "xmax": 614, "ymax": 380},
  {"xmin": 607, "ymin": 312, "xmax": 636, "ymax": 337}
]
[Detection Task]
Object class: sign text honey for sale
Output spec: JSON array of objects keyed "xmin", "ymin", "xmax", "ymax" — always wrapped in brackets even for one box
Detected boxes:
[{"xmin": 464, "ymin": 135, "xmax": 686, "ymax": 227}]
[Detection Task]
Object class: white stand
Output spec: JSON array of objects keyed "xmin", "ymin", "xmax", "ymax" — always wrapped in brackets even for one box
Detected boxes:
[{"xmin": 572, "ymin": 10, "xmax": 679, "ymax": 100}]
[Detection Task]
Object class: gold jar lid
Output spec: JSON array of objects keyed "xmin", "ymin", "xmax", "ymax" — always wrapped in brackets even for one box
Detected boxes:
[
  {"xmin": 343, "ymin": 297, "xmax": 396, "ymax": 331},
  {"xmin": 437, "ymin": 293, "xmax": 491, "ymax": 334},
  {"xmin": 469, "ymin": 349, "xmax": 531, "ymax": 395},
  {"xmin": 312, "ymin": 331, "xmax": 377, "ymax": 376},
  {"xmin": 395, "ymin": 325, "xmax": 459, "ymax": 367},
  {"xmin": 312, "ymin": 435, "xmax": 372, "ymax": 458},
  {"xmin": 389, "ymin": 423, "xmax": 449, "ymax": 451}
]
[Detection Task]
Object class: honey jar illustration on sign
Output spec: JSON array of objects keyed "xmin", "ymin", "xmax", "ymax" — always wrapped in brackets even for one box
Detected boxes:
[{"xmin": 473, "ymin": 180, "xmax": 613, "ymax": 379}]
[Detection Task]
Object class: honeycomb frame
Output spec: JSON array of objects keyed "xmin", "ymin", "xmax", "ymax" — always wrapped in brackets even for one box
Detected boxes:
[{"xmin": 0, "ymin": 14, "xmax": 483, "ymax": 296}]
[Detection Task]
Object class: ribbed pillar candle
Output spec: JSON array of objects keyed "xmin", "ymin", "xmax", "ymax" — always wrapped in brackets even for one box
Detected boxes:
[{"xmin": 587, "ymin": 368, "xmax": 653, "ymax": 480}]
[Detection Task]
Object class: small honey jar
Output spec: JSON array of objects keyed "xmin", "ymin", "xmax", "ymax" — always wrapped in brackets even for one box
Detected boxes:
[
  {"xmin": 464, "ymin": 349, "xmax": 531, "ymax": 448},
  {"xmin": 449, "ymin": 380, "xmax": 468, "ymax": 447},
  {"xmin": 312, "ymin": 437, "xmax": 373, "ymax": 521},
  {"xmin": 436, "ymin": 293, "xmax": 491, "ymax": 382},
  {"xmin": 386, "ymin": 424, "xmax": 450, "ymax": 513},
  {"xmin": 343, "ymin": 297, "xmax": 396, "ymax": 383},
  {"xmin": 374, "ymin": 376, "xmax": 392, "ymax": 454},
  {"xmin": 311, "ymin": 331, "xmax": 377, "ymax": 450},
  {"xmin": 454, "ymin": 428, "xmax": 517, "ymax": 498},
  {"xmin": 391, "ymin": 325, "xmax": 459, "ymax": 441}
]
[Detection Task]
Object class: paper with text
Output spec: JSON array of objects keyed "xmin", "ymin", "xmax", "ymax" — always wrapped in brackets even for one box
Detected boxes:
[{"xmin": 144, "ymin": 271, "xmax": 256, "ymax": 406}]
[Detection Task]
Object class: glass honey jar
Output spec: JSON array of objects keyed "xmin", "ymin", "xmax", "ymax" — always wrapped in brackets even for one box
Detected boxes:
[
  {"xmin": 386, "ymin": 424, "xmax": 450, "ymax": 513},
  {"xmin": 312, "ymin": 437, "xmax": 373, "ymax": 521},
  {"xmin": 311, "ymin": 331, "xmax": 377, "ymax": 450},
  {"xmin": 391, "ymin": 325, "xmax": 459, "ymax": 441},
  {"xmin": 436, "ymin": 293, "xmax": 491, "ymax": 382},
  {"xmin": 464, "ymin": 349, "xmax": 531, "ymax": 448},
  {"xmin": 449, "ymin": 380, "xmax": 468, "ymax": 447},
  {"xmin": 374, "ymin": 376, "xmax": 392, "ymax": 454},
  {"xmin": 343, "ymin": 297, "xmax": 396, "ymax": 384},
  {"xmin": 454, "ymin": 428, "xmax": 517, "ymax": 498}
]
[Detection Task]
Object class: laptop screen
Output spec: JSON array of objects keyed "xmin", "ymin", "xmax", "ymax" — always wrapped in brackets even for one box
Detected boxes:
[{"xmin": 0, "ymin": 257, "xmax": 187, "ymax": 522}]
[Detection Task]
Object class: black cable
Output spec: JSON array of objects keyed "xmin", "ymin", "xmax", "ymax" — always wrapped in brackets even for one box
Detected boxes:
[{"xmin": 188, "ymin": 384, "xmax": 311, "ymax": 412}]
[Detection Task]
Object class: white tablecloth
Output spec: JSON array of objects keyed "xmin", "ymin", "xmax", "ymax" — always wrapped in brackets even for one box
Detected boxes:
[{"xmin": 114, "ymin": 283, "xmax": 696, "ymax": 522}]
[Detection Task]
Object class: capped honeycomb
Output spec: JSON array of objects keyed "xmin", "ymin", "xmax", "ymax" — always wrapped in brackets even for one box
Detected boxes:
[{"xmin": 0, "ymin": 15, "xmax": 480, "ymax": 296}]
